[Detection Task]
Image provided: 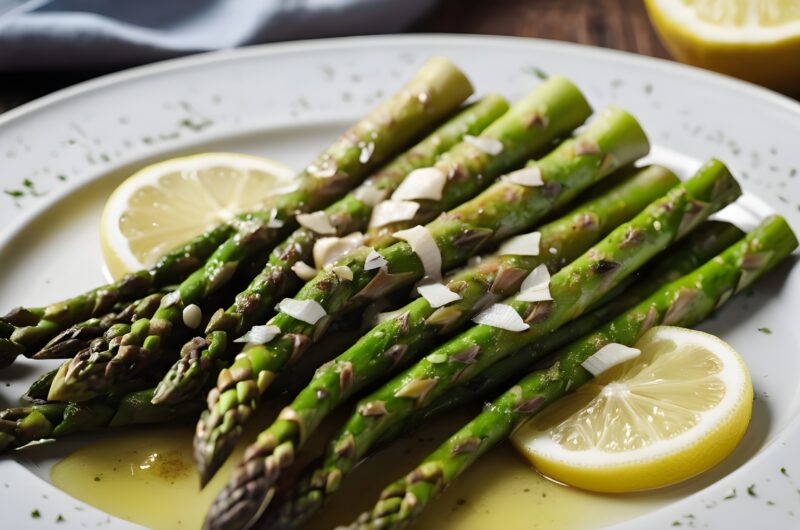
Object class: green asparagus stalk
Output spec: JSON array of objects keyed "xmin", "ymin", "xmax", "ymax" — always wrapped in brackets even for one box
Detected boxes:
[
  {"xmin": 0, "ymin": 323, "xmax": 365, "ymax": 453},
  {"xmin": 32, "ymin": 290, "xmax": 169, "ymax": 360},
  {"xmin": 44, "ymin": 57, "xmax": 474, "ymax": 398},
  {"xmin": 150, "ymin": 95, "xmax": 510, "ymax": 406},
  {"xmin": 254, "ymin": 159, "xmax": 741, "ymax": 530},
  {"xmin": 0, "ymin": 388, "xmax": 202, "ymax": 453},
  {"xmin": 199, "ymin": 164, "xmax": 677, "ymax": 527},
  {"xmin": 195, "ymin": 102, "xmax": 641, "ymax": 487},
  {"xmin": 346, "ymin": 215, "xmax": 797, "ymax": 529},
  {"xmin": 416, "ymin": 220, "xmax": 745, "ymax": 423}
]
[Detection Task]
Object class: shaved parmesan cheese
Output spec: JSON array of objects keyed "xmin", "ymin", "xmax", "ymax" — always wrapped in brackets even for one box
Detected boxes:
[
  {"xmin": 394, "ymin": 225, "xmax": 441, "ymax": 281},
  {"xmin": 313, "ymin": 232, "xmax": 363, "ymax": 269},
  {"xmin": 504, "ymin": 166, "xmax": 544, "ymax": 187},
  {"xmin": 354, "ymin": 185, "xmax": 388, "ymax": 207},
  {"xmin": 517, "ymin": 264, "xmax": 553, "ymax": 302},
  {"xmin": 391, "ymin": 167, "xmax": 447, "ymax": 201},
  {"xmin": 332, "ymin": 265, "xmax": 353, "ymax": 281},
  {"xmin": 472, "ymin": 303, "xmax": 529, "ymax": 332},
  {"xmin": 234, "ymin": 324, "xmax": 281, "ymax": 344},
  {"xmin": 464, "ymin": 135, "xmax": 504, "ymax": 155},
  {"xmin": 581, "ymin": 343, "xmax": 641, "ymax": 377},
  {"xmin": 297, "ymin": 211, "xmax": 335, "ymax": 235},
  {"xmin": 291, "ymin": 261, "xmax": 318, "ymax": 280},
  {"xmin": 364, "ymin": 248, "xmax": 389, "ymax": 271},
  {"xmin": 417, "ymin": 282, "xmax": 461, "ymax": 308},
  {"xmin": 369, "ymin": 200, "xmax": 420, "ymax": 229},
  {"xmin": 278, "ymin": 298, "xmax": 327, "ymax": 325},
  {"xmin": 497, "ymin": 231, "xmax": 541, "ymax": 256}
]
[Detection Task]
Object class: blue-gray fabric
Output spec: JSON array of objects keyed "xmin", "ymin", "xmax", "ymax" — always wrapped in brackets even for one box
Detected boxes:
[{"xmin": 0, "ymin": 0, "xmax": 436, "ymax": 70}]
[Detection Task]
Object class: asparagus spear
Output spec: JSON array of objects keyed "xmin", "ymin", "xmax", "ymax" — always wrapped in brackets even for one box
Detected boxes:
[
  {"xmin": 415, "ymin": 220, "xmax": 745, "ymax": 424},
  {"xmin": 0, "ymin": 388, "xmax": 202, "ymax": 453},
  {"xmin": 0, "ymin": 324, "xmax": 364, "ymax": 453},
  {"xmin": 150, "ymin": 95, "xmax": 510, "ymax": 406},
  {"xmin": 346, "ymin": 216, "xmax": 797, "ymax": 529},
  {"xmin": 43, "ymin": 57, "xmax": 474, "ymax": 398},
  {"xmin": 200, "ymin": 164, "xmax": 676, "ymax": 525},
  {"xmin": 252, "ymin": 159, "xmax": 741, "ymax": 530},
  {"xmin": 195, "ymin": 102, "xmax": 640, "ymax": 487}
]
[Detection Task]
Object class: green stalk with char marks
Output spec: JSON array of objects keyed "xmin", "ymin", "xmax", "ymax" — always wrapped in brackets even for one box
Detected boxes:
[
  {"xmin": 346, "ymin": 215, "xmax": 796, "ymax": 529},
  {"xmin": 44, "ymin": 57, "xmax": 475, "ymax": 397},
  {"xmin": 150, "ymin": 95, "xmax": 510, "ymax": 406},
  {"xmin": 196, "ymin": 101, "xmax": 646, "ymax": 488},
  {"xmin": 252, "ymin": 159, "xmax": 741, "ymax": 530},
  {"xmin": 200, "ymin": 165, "xmax": 676, "ymax": 529}
]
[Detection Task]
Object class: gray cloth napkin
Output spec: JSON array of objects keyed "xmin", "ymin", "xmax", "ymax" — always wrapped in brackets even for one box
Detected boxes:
[{"xmin": 0, "ymin": 0, "xmax": 436, "ymax": 71}]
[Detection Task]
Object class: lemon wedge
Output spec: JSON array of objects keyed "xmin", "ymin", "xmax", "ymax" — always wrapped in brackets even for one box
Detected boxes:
[
  {"xmin": 512, "ymin": 326, "xmax": 753, "ymax": 492},
  {"xmin": 100, "ymin": 153, "xmax": 295, "ymax": 279},
  {"xmin": 645, "ymin": 0, "xmax": 800, "ymax": 93}
]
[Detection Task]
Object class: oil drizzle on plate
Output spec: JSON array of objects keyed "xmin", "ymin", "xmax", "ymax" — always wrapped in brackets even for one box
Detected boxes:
[{"xmin": 51, "ymin": 405, "xmax": 680, "ymax": 530}]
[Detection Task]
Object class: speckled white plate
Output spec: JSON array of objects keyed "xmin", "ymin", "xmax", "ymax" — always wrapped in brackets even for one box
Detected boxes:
[{"xmin": 1, "ymin": 35, "xmax": 799, "ymax": 530}]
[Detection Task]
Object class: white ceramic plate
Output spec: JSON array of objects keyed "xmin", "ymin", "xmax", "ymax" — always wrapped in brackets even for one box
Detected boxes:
[{"xmin": 1, "ymin": 35, "xmax": 799, "ymax": 530}]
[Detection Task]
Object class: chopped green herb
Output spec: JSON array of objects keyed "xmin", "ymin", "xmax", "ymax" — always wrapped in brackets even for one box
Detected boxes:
[
  {"xmin": 31, "ymin": 509, "xmax": 41, "ymax": 519},
  {"xmin": 767, "ymin": 501, "xmax": 775, "ymax": 506},
  {"xmin": 93, "ymin": 475, "xmax": 102, "ymax": 482},
  {"xmin": 57, "ymin": 174, "xmax": 67, "ymax": 181},
  {"xmin": 4, "ymin": 190, "xmax": 24, "ymax": 198},
  {"xmin": 100, "ymin": 153, "xmax": 110, "ymax": 162},
  {"xmin": 747, "ymin": 484, "xmax": 757, "ymax": 497},
  {"xmin": 56, "ymin": 514, "xmax": 65, "ymax": 523},
  {"xmin": 781, "ymin": 467, "xmax": 789, "ymax": 477},
  {"xmin": 672, "ymin": 522, "xmax": 682, "ymax": 527},
  {"xmin": 758, "ymin": 327, "xmax": 772, "ymax": 335},
  {"xmin": 723, "ymin": 489, "xmax": 737, "ymax": 500},
  {"xmin": 523, "ymin": 66, "xmax": 548, "ymax": 80}
]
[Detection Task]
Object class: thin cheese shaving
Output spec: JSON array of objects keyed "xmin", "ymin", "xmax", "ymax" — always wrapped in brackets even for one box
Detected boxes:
[
  {"xmin": 517, "ymin": 264, "xmax": 553, "ymax": 302},
  {"xmin": 497, "ymin": 231, "xmax": 541, "ymax": 256},
  {"xmin": 391, "ymin": 167, "xmax": 447, "ymax": 201},
  {"xmin": 234, "ymin": 324, "xmax": 281, "ymax": 344},
  {"xmin": 291, "ymin": 261, "xmax": 318, "ymax": 281},
  {"xmin": 464, "ymin": 135, "xmax": 504, "ymax": 155},
  {"xmin": 417, "ymin": 282, "xmax": 461, "ymax": 308},
  {"xmin": 394, "ymin": 225, "xmax": 442, "ymax": 281},
  {"xmin": 504, "ymin": 166, "xmax": 544, "ymax": 187},
  {"xmin": 581, "ymin": 343, "xmax": 641, "ymax": 377},
  {"xmin": 472, "ymin": 303, "xmax": 529, "ymax": 332},
  {"xmin": 312, "ymin": 232, "xmax": 363, "ymax": 269},
  {"xmin": 364, "ymin": 248, "xmax": 389, "ymax": 271},
  {"xmin": 297, "ymin": 211, "xmax": 336, "ymax": 235},
  {"xmin": 354, "ymin": 185, "xmax": 389, "ymax": 207},
  {"xmin": 278, "ymin": 298, "xmax": 327, "ymax": 325},
  {"xmin": 369, "ymin": 200, "xmax": 420, "ymax": 229}
]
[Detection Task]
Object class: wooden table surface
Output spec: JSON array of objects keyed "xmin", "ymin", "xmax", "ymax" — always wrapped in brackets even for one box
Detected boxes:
[{"xmin": 0, "ymin": 0, "xmax": 668, "ymax": 114}]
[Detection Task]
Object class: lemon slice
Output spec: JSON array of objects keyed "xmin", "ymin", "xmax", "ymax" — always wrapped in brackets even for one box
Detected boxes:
[
  {"xmin": 100, "ymin": 153, "xmax": 295, "ymax": 279},
  {"xmin": 512, "ymin": 326, "xmax": 753, "ymax": 492},
  {"xmin": 645, "ymin": 0, "xmax": 800, "ymax": 92}
]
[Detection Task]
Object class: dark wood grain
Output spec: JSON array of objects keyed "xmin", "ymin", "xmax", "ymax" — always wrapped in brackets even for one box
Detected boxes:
[
  {"xmin": 415, "ymin": 0, "xmax": 669, "ymax": 58},
  {"xmin": 0, "ymin": 1, "xmax": 669, "ymax": 114}
]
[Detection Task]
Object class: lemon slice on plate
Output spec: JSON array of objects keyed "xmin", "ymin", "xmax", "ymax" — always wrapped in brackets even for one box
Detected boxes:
[
  {"xmin": 512, "ymin": 326, "xmax": 753, "ymax": 492},
  {"xmin": 100, "ymin": 152, "xmax": 295, "ymax": 279},
  {"xmin": 645, "ymin": 0, "xmax": 800, "ymax": 93}
]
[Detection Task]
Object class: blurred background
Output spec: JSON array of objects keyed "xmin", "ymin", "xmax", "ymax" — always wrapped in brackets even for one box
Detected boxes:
[{"xmin": 0, "ymin": 0, "xmax": 798, "ymax": 114}]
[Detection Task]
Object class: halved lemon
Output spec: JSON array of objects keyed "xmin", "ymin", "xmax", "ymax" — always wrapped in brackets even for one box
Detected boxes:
[
  {"xmin": 512, "ymin": 326, "xmax": 753, "ymax": 492},
  {"xmin": 100, "ymin": 153, "xmax": 295, "ymax": 279},
  {"xmin": 645, "ymin": 0, "xmax": 800, "ymax": 93}
]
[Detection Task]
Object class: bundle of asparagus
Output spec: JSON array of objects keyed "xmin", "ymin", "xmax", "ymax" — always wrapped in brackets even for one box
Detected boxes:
[{"xmin": 0, "ymin": 56, "xmax": 795, "ymax": 530}]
